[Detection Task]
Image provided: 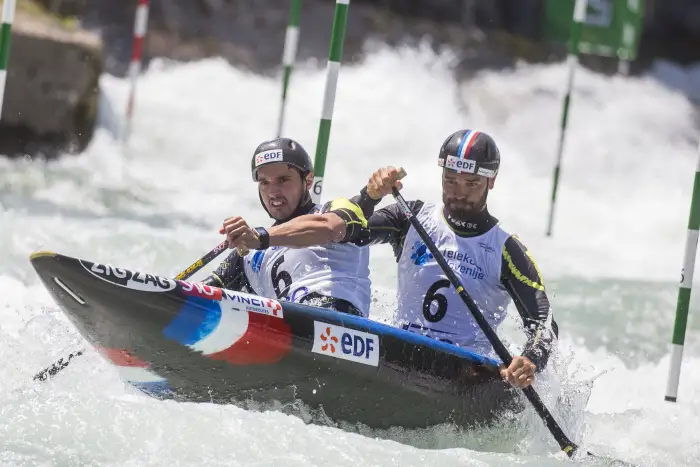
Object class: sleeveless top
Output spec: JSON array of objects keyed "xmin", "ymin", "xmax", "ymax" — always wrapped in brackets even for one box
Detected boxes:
[{"xmin": 395, "ymin": 202, "xmax": 511, "ymax": 355}]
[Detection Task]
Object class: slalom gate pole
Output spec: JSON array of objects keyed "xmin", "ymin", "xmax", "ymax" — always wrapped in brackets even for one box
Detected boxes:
[
  {"xmin": 665, "ymin": 140, "xmax": 700, "ymax": 402},
  {"xmin": 0, "ymin": 0, "xmax": 16, "ymax": 120},
  {"xmin": 617, "ymin": 0, "xmax": 644, "ymax": 76},
  {"xmin": 276, "ymin": 0, "xmax": 302, "ymax": 138},
  {"xmin": 123, "ymin": 0, "xmax": 150, "ymax": 144},
  {"xmin": 545, "ymin": 0, "xmax": 588, "ymax": 237},
  {"xmin": 311, "ymin": 0, "xmax": 350, "ymax": 204},
  {"xmin": 618, "ymin": 58, "xmax": 630, "ymax": 76},
  {"xmin": 617, "ymin": 11, "xmax": 631, "ymax": 76}
]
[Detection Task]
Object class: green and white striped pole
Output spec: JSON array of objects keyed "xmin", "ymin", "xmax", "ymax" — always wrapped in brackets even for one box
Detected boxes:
[
  {"xmin": 665, "ymin": 140, "xmax": 700, "ymax": 403},
  {"xmin": 311, "ymin": 0, "xmax": 349, "ymax": 204},
  {"xmin": 276, "ymin": 0, "xmax": 301, "ymax": 138},
  {"xmin": 0, "ymin": 0, "xmax": 16, "ymax": 120},
  {"xmin": 546, "ymin": 0, "xmax": 588, "ymax": 237},
  {"xmin": 617, "ymin": 0, "xmax": 638, "ymax": 76}
]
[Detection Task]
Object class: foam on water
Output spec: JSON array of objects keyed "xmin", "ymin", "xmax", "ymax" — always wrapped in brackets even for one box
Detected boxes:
[{"xmin": 2, "ymin": 41, "xmax": 700, "ymax": 466}]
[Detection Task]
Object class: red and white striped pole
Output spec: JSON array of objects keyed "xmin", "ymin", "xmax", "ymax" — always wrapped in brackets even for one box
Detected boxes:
[{"xmin": 123, "ymin": 0, "xmax": 149, "ymax": 143}]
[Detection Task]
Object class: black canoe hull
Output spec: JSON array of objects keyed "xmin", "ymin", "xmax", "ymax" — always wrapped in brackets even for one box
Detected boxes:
[{"xmin": 30, "ymin": 251, "xmax": 522, "ymax": 430}]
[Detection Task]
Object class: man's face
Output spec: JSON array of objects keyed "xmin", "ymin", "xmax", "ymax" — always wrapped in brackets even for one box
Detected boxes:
[
  {"xmin": 441, "ymin": 170, "xmax": 495, "ymax": 218},
  {"xmin": 257, "ymin": 164, "xmax": 311, "ymax": 220}
]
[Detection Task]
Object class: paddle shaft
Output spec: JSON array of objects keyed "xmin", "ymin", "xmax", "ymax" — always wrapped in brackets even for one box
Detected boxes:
[
  {"xmin": 391, "ymin": 187, "xmax": 580, "ymax": 457},
  {"xmin": 174, "ymin": 240, "xmax": 230, "ymax": 279},
  {"xmin": 32, "ymin": 241, "xmax": 230, "ymax": 382}
]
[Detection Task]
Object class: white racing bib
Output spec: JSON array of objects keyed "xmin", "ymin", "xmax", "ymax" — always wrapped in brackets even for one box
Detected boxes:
[
  {"xmin": 243, "ymin": 207, "xmax": 371, "ymax": 316},
  {"xmin": 395, "ymin": 202, "xmax": 512, "ymax": 356}
]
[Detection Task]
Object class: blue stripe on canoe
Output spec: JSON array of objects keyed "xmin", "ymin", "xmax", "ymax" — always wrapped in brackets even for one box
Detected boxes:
[
  {"xmin": 290, "ymin": 303, "xmax": 502, "ymax": 368},
  {"xmin": 163, "ymin": 296, "xmax": 221, "ymax": 346},
  {"xmin": 130, "ymin": 380, "xmax": 173, "ymax": 398}
]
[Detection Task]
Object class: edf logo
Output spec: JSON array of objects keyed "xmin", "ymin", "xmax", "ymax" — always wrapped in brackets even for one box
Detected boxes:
[
  {"xmin": 313, "ymin": 321, "xmax": 379, "ymax": 367},
  {"xmin": 255, "ymin": 150, "xmax": 283, "ymax": 166},
  {"xmin": 446, "ymin": 155, "xmax": 476, "ymax": 173}
]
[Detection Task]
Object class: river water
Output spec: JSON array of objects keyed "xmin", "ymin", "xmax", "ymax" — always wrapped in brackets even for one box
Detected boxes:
[{"xmin": 1, "ymin": 43, "xmax": 699, "ymax": 466}]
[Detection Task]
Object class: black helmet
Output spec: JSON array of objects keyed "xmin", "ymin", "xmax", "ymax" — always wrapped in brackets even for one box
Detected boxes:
[
  {"xmin": 251, "ymin": 137, "xmax": 313, "ymax": 181},
  {"xmin": 437, "ymin": 129, "xmax": 500, "ymax": 178}
]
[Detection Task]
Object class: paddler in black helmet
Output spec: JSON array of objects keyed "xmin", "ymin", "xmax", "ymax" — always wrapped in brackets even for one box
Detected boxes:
[
  {"xmin": 202, "ymin": 137, "xmax": 372, "ymax": 316},
  {"xmin": 217, "ymin": 130, "xmax": 559, "ymax": 388},
  {"xmin": 351, "ymin": 129, "xmax": 559, "ymax": 389}
]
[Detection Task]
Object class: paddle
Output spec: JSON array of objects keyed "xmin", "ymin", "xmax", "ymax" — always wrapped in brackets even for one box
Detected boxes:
[
  {"xmin": 32, "ymin": 240, "xmax": 231, "ymax": 382},
  {"xmin": 389, "ymin": 177, "xmax": 635, "ymax": 465}
]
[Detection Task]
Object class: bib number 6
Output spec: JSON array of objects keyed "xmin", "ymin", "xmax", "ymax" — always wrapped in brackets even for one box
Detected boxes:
[
  {"xmin": 422, "ymin": 279, "xmax": 450, "ymax": 323},
  {"xmin": 271, "ymin": 255, "xmax": 292, "ymax": 299}
]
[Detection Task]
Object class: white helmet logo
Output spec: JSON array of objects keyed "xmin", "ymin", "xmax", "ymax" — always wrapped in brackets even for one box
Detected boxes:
[{"xmin": 255, "ymin": 150, "xmax": 283, "ymax": 166}]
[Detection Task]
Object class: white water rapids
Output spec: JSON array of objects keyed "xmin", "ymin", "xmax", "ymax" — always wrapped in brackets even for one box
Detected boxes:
[{"xmin": 1, "ymin": 42, "xmax": 699, "ymax": 466}]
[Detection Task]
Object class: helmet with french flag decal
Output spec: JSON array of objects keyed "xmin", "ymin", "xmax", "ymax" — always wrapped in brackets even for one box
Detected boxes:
[
  {"xmin": 437, "ymin": 129, "xmax": 500, "ymax": 178},
  {"xmin": 251, "ymin": 137, "xmax": 313, "ymax": 182}
]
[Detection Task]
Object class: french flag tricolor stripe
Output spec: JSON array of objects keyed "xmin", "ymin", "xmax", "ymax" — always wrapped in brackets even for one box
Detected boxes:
[{"xmin": 458, "ymin": 130, "xmax": 480, "ymax": 159}]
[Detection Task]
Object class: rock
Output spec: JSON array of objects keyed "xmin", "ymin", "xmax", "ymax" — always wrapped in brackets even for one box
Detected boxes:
[{"xmin": 0, "ymin": 5, "xmax": 103, "ymax": 159}]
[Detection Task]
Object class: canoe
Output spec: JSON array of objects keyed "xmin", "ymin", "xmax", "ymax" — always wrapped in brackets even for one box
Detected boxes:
[{"xmin": 29, "ymin": 250, "xmax": 522, "ymax": 430}]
